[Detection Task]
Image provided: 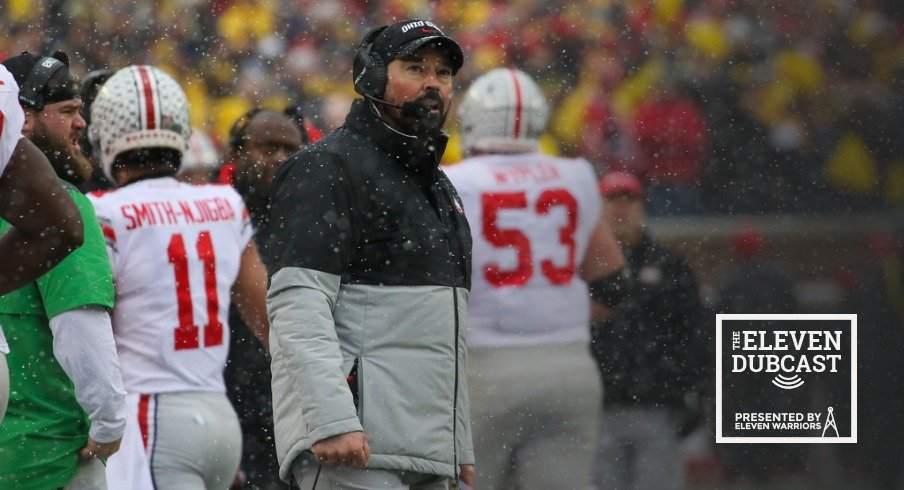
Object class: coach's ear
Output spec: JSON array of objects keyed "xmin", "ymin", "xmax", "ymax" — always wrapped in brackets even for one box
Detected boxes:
[{"xmin": 22, "ymin": 109, "xmax": 36, "ymax": 136}]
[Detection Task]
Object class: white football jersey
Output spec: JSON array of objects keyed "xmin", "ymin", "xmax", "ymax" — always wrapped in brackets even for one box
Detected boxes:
[
  {"xmin": 0, "ymin": 65, "xmax": 25, "ymax": 354},
  {"xmin": 444, "ymin": 153, "xmax": 602, "ymax": 348},
  {"xmin": 0, "ymin": 65, "xmax": 25, "ymax": 179},
  {"xmin": 89, "ymin": 177, "xmax": 252, "ymax": 394}
]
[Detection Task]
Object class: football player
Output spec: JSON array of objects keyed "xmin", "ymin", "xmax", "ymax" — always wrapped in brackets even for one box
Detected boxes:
[
  {"xmin": 444, "ymin": 67, "xmax": 628, "ymax": 490},
  {"xmin": 88, "ymin": 65, "xmax": 269, "ymax": 489}
]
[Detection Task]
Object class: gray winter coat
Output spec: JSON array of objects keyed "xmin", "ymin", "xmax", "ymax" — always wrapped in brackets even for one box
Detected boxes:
[{"xmin": 265, "ymin": 100, "xmax": 474, "ymax": 482}]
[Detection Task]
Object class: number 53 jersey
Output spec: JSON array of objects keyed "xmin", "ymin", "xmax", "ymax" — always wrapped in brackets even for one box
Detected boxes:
[
  {"xmin": 444, "ymin": 153, "xmax": 601, "ymax": 348},
  {"xmin": 89, "ymin": 177, "xmax": 253, "ymax": 394}
]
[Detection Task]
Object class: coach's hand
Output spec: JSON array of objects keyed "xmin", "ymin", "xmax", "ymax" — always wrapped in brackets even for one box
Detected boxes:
[
  {"xmin": 312, "ymin": 431, "xmax": 370, "ymax": 467},
  {"xmin": 80, "ymin": 437, "xmax": 122, "ymax": 460},
  {"xmin": 457, "ymin": 464, "xmax": 476, "ymax": 489}
]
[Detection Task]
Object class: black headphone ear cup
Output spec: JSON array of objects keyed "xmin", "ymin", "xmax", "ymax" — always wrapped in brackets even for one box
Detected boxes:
[
  {"xmin": 227, "ymin": 116, "xmax": 245, "ymax": 151},
  {"xmin": 227, "ymin": 108, "xmax": 262, "ymax": 152},
  {"xmin": 366, "ymin": 54, "xmax": 387, "ymax": 99},
  {"xmin": 19, "ymin": 56, "xmax": 65, "ymax": 111},
  {"xmin": 353, "ymin": 26, "xmax": 389, "ymax": 99},
  {"xmin": 353, "ymin": 48, "xmax": 370, "ymax": 97},
  {"xmin": 354, "ymin": 51, "xmax": 387, "ymax": 99}
]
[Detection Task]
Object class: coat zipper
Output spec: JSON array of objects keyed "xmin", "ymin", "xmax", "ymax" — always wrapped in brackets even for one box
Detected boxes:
[{"xmin": 430, "ymin": 178, "xmax": 463, "ymax": 475}]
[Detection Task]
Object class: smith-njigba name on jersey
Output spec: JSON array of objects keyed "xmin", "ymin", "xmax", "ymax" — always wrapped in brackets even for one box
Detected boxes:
[{"xmin": 118, "ymin": 196, "xmax": 238, "ymax": 230}]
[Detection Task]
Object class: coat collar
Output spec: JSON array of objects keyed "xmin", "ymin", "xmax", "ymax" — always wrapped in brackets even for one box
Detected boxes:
[{"xmin": 343, "ymin": 99, "xmax": 448, "ymax": 174}]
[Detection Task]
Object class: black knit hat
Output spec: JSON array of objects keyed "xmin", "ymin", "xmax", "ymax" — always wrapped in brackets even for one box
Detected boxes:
[{"xmin": 1, "ymin": 51, "xmax": 78, "ymax": 110}]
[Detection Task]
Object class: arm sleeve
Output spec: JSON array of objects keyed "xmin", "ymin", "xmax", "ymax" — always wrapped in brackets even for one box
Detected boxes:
[
  {"xmin": 265, "ymin": 150, "xmax": 360, "ymax": 274},
  {"xmin": 49, "ymin": 306, "xmax": 127, "ymax": 443},
  {"xmin": 266, "ymin": 151, "xmax": 364, "ymax": 443},
  {"xmin": 268, "ymin": 267, "xmax": 363, "ymax": 443},
  {"xmin": 39, "ymin": 191, "xmax": 115, "ymax": 316}
]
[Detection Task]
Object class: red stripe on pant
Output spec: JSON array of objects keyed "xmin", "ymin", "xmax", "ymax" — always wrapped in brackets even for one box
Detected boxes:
[{"xmin": 138, "ymin": 393, "xmax": 151, "ymax": 449}]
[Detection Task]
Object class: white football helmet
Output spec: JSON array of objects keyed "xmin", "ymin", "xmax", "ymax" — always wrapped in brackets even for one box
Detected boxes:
[
  {"xmin": 458, "ymin": 68, "xmax": 549, "ymax": 155},
  {"xmin": 89, "ymin": 65, "xmax": 190, "ymax": 182},
  {"xmin": 180, "ymin": 128, "xmax": 220, "ymax": 171}
]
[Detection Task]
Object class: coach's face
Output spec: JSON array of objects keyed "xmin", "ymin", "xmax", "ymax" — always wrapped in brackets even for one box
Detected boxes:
[
  {"xmin": 232, "ymin": 112, "xmax": 302, "ymax": 203},
  {"xmin": 24, "ymin": 98, "xmax": 92, "ymax": 183},
  {"xmin": 382, "ymin": 45, "xmax": 454, "ymax": 137},
  {"xmin": 604, "ymin": 193, "xmax": 646, "ymax": 245},
  {"xmin": 25, "ymin": 98, "xmax": 86, "ymax": 156}
]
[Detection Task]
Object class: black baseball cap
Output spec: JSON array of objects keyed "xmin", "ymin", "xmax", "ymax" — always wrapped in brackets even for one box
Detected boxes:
[{"xmin": 371, "ymin": 19, "xmax": 464, "ymax": 73}]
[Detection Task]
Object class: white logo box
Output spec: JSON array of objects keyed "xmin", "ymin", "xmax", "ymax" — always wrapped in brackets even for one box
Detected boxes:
[{"xmin": 716, "ymin": 313, "xmax": 857, "ymax": 444}]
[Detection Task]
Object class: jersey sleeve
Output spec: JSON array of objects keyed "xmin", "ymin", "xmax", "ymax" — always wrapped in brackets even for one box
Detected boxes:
[
  {"xmin": 576, "ymin": 158, "xmax": 602, "ymax": 223},
  {"xmin": 38, "ymin": 189, "xmax": 116, "ymax": 317},
  {"xmin": 87, "ymin": 191, "xmax": 122, "ymax": 272},
  {"xmin": 0, "ymin": 66, "xmax": 25, "ymax": 178},
  {"xmin": 228, "ymin": 186, "xmax": 254, "ymax": 250},
  {"xmin": 441, "ymin": 163, "xmax": 477, "ymax": 214}
]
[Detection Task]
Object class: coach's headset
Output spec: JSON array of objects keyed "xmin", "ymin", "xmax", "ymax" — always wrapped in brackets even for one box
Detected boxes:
[
  {"xmin": 227, "ymin": 108, "xmax": 266, "ymax": 152},
  {"xmin": 18, "ymin": 53, "xmax": 71, "ymax": 111},
  {"xmin": 228, "ymin": 106, "xmax": 313, "ymax": 152},
  {"xmin": 352, "ymin": 26, "xmax": 431, "ymax": 120},
  {"xmin": 353, "ymin": 26, "xmax": 390, "ymax": 101}
]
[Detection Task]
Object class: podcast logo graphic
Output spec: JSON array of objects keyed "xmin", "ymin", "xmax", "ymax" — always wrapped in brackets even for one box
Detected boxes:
[
  {"xmin": 822, "ymin": 407, "xmax": 840, "ymax": 437},
  {"xmin": 716, "ymin": 314, "xmax": 857, "ymax": 443},
  {"xmin": 773, "ymin": 374, "xmax": 804, "ymax": 390}
]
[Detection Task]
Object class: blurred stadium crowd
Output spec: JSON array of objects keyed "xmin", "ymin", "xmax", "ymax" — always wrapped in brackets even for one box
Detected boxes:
[{"xmin": 2, "ymin": 0, "xmax": 901, "ymax": 216}]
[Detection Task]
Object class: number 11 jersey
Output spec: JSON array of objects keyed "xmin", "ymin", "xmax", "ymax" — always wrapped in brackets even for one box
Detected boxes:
[
  {"xmin": 444, "ymin": 153, "xmax": 602, "ymax": 349},
  {"xmin": 89, "ymin": 177, "xmax": 253, "ymax": 394}
]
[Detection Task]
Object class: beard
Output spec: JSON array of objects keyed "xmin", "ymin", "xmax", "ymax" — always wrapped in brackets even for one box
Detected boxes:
[
  {"xmin": 394, "ymin": 92, "xmax": 448, "ymax": 139},
  {"xmin": 30, "ymin": 127, "xmax": 93, "ymax": 185}
]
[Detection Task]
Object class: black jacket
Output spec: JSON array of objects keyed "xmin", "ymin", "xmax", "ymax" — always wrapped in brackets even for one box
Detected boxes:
[
  {"xmin": 266, "ymin": 99, "xmax": 470, "ymax": 288},
  {"xmin": 590, "ymin": 233, "xmax": 706, "ymax": 407}
]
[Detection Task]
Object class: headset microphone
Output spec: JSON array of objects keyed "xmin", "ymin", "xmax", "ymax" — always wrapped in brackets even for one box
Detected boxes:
[
  {"xmin": 401, "ymin": 101, "xmax": 429, "ymax": 119},
  {"xmin": 365, "ymin": 94, "xmax": 430, "ymax": 120}
]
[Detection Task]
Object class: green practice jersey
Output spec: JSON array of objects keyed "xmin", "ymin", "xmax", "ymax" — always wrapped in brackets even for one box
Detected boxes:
[{"xmin": 0, "ymin": 187, "xmax": 114, "ymax": 489}]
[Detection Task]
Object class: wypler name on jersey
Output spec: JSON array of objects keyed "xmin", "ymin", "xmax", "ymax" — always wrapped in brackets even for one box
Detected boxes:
[
  {"xmin": 491, "ymin": 161, "xmax": 561, "ymax": 185},
  {"xmin": 120, "ymin": 197, "xmax": 237, "ymax": 230}
]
